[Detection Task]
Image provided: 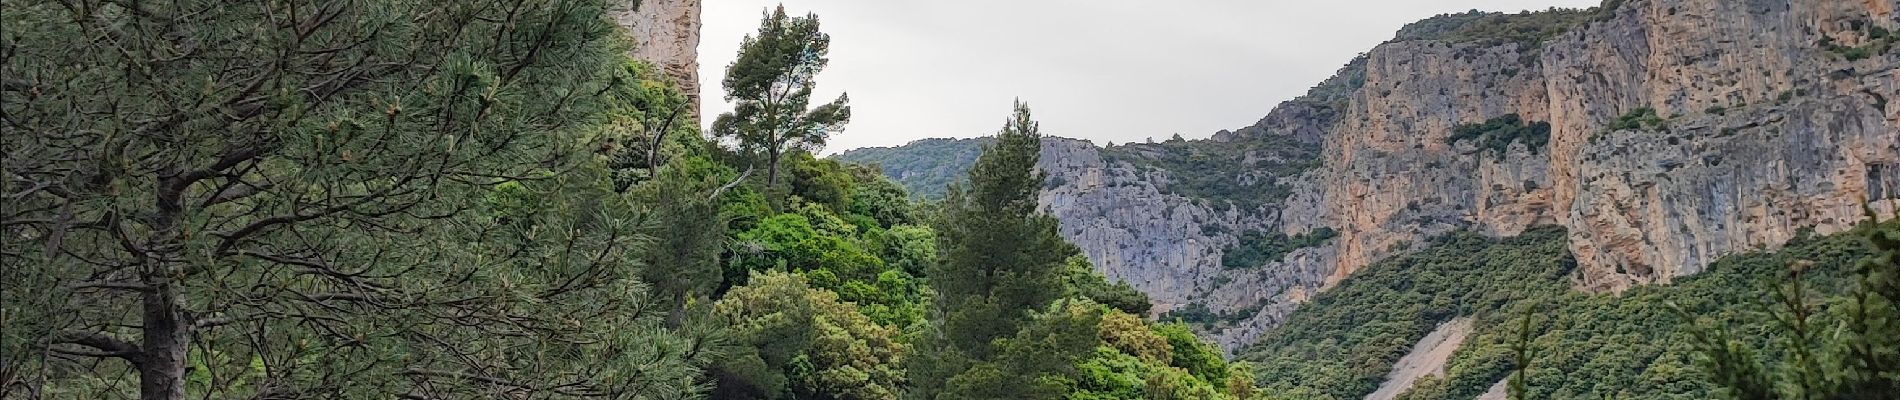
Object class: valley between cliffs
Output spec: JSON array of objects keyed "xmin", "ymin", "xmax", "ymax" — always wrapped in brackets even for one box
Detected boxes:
[{"xmin": 842, "ymin": 0, "xmax": 1900, "ymax": 351}]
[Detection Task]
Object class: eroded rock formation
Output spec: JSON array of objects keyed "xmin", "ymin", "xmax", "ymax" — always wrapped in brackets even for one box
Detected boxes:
[{"xmin": 1028, "ymin": 0, "xmax": 1899, "ymax": 350}]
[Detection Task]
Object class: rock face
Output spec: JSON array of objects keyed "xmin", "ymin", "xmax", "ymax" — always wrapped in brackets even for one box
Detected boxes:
[
  {"xmin": 1029, "ymin": 0, "xmax": 1899, "ymax": 350},
  {"xmin": 836, "ymin": 0, "xmax": 1897, "ymax": 351},
  {"xmin": 1545, "ymin": 0, "xmax": 1899, "ymax": 290},
  {"xmin": 613, "ymin": 0, "xmax": 702, "ymax": 119}
]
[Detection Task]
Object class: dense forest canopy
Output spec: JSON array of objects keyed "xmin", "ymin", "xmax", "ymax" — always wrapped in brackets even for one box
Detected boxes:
[{"xmin": 1239, "ymin": 219, "xmax": 1900, "ymax": 400}]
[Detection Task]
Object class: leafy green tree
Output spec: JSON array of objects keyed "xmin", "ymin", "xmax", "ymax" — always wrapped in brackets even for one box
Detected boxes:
[
  {"xmin": 1072, "ymin": 307, "xmax": 1259, "ymax": 400},
  {"xmin": 912, "ymin": 101, "xmax": 1093, "ymax": 399},
  {"xmin": 871, "ymin": 225, "xmax": 939, "ymax": 278},
  {"xmin": 731, "ymin": 208, "xmax": 925, "ymax": 327},
  {"xmin": 786, "ymin": 151, "xmax": 858, "ymax": 211},
  {"xmin": 712, "ymin": 271, "xmax": 906, "ymax": 400},
  {"xmin": 1098, "ymin": 310, "xmax": 1174, "ymax": 364},
  {"xmin": 1064, "ymin": 255, "xmax": 1154, "ymax": 315},
  {"xmin": 850, "ymin": 173, "xmax": 921, "ymax": 228},
  {"xmin": 1156, "ymin": 323, "xmax": 1229, "ymax": 384},
  {"xmin": 710, "ymin": 6, "xmax": 851, "ymax": 188},
  {"xmin": 0, "ymin": 1, "xmax": 720, "ymax": 398}
]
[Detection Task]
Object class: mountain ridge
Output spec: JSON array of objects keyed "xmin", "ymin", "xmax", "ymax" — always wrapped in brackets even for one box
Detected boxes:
[{"xmin": 836, "ymin": 0, "xmax": 1900, "ymax": 350}]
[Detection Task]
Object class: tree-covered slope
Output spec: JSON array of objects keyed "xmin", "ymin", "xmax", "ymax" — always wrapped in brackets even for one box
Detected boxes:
[
  {"xmin": 1238, "ymin": 222, "xmax": 1889, "ymax": 400},
  {"xmin": 831, "ymin": 138, "xmax": 992, "ymax": 199}
]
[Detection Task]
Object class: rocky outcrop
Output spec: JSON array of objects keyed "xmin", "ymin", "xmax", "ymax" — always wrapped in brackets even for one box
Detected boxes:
[
  {"xmin": 1546, "ymin": 0, "xmax": 1899, "ymax": 290},
  {"xmin": 1031, "ymin": 0, "xmax": 1898, "ymax": 349},
  {"xmin": 1317, "ymin": 0, "xmax": 1899, "ymax": 291},
  {"xmin": 613, "ymin": 0, "xmax": 702, "ymax": 119}
]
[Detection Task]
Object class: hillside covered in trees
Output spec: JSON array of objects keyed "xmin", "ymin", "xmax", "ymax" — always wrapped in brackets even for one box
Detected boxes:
[
  {"xmin": 1239, "ymin": 220, "xmax": 1900, "ymax": 399},
  {"xmin": 832, "ymin": 137, "xmax": 993, "ymax": 199}
]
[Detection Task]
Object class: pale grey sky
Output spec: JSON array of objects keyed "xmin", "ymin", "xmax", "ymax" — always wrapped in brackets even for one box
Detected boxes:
[{"xmin": 699, "ymin": 0, "xmax": 1599, "ymax": 153}]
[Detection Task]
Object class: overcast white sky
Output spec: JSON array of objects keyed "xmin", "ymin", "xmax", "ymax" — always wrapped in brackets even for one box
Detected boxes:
[{"xmin": 699, "ymin": 0, "xmax": 1599, "ymax": 153}]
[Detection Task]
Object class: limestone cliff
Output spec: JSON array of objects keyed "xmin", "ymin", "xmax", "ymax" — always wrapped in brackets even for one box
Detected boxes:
[
  {"xmin": 613, "ymin": 0, "xmax": 702, "ymax": 119},
  {"xmin": 854, "ymin": 0, "xmax": 1899, "ymax": 351},
  {"xmin": 578, "ymin": 0, "xmax": 1900, "ymax": 354}
]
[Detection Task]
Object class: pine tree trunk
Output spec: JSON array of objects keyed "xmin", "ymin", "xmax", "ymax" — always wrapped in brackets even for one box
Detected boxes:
[
  {"xmin": 140, "ymin": 278, "xmax": 189, "ymax": 400},
  {"xmin": 142, "ymin": 174, "xmax": 193, "ymax": 400}
]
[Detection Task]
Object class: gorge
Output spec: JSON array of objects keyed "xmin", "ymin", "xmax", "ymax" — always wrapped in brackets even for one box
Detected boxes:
[{"xmin": 838, "ymin": 0, "xmax": 1900, "ymax": 352}]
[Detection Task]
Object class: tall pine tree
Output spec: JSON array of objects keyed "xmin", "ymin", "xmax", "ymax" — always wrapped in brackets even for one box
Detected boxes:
[
  {"xmin": 710, "ymin": 6, "xmax": 851, "ymax": 189},
  {"xmin": 910, "ymin": 101, "xmax": 1097, "ymax": 400}
]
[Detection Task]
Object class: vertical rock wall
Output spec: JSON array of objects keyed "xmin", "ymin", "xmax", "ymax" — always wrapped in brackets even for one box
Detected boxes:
[
  {"xmin": 1036, "ymin": 0, "xmax": 1899, "ymax": 350},
  {"xmin": 613, "ymin": 0, "xmax": 702, "ymax": 120}
]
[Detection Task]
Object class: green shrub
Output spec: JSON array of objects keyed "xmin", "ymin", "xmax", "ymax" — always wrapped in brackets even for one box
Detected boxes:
[
  {"xmin": 1445, "ymin": 114, "xmax": 1553, "ymax": 157},
  {"xmin": 1606, "ymin": 107, "xmax": 1667, "ymax": 132},
  {"xmin": 1221, "ymin": 227, "xmax": 1340, "ymax": 269}
]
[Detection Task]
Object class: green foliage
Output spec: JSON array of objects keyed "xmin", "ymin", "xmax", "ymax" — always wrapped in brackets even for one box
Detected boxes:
[
  {"xmin": 1817, "ymin": 21, "xmax": 1899, "ymax": 62},
  {"xmin": 1222, "ymin": 227, "xmax": 1340, "ymax": 270},
  {"xmin": 1606, "ymin": 107, "xmax": 1668, "ymax": 132},
  {"xmin": 1156, "ymin": 323, "xmax": 1230, "ymax": 384},
  {"xmin": 0, "ymin": 0, "xmax": 721, "ymax": 397},
  {"xmin": 1159, "ymin": 302, "xmax": 1221, "ymax": 325},
  {"xmin": 912, "ymin": 102, "xmax": 1091, "ymax": 399},
  {"xmin": 712, "ymin": 271, "xmax": 907, "ymax": 400},
  {"xmin": 944, "ymin": 300, "xmax": 1107, "ymax": 400},
  {"xmin": 1074, "ymin": 308, "xmax": 1262, "ymax": 400},
  {"xmin": 732, "ymin": 208, "xmax": 926, "ymax": 328},
  {"xmin": 604, "ymin": 60, "xmax": 701, "ymax": 191},
  {"xmin": 1675, "ymin": 214, "xmax": 1900, "ymax": 399},
  {"xmin": 711, "ymin": 6, "xmax": 852, "ymax": 187},
  {"xmin": 1395, "ymin": 375, "xmax": 1452, "ymax": 400},
  {"xmin": 1445, "ymin": 114, "xmax": 1553, "ymax": 157},
  {"xmin": 1238, "ymin": 227, "xmax": 1577, "ymax": 398},
  {"xmin": 870, "ymin": 225, "xmax": 940, "ymax": 278},
  {"xmin": 1240, "ymin": 222, "xmax": 1891, "ymax": 400},
  {"xmin": 927, "ymin": 101, "xmax": 1077, "ymax": 357},
  {"xmin": 1064, "ymin": 255, "xmax": 1155, "ymax": 315},
  {"xmin": 1101, "ymin": 131, "xmax": 1321, "ymax": 209},
  {"xmin": 787, "ymin": 152, "xmax": 859, "ymax": 211},
  {"xmin": 645, "ymin": 157, "xmax": 739, "ymax": 327},
  {"xmin": 1391, "ymin": 7, "xmax": 1606, "ymax": 49},
  {"xmin": 1506, "ymin": 308, "xmax": 1539, "ymax": 400},
  {"xmin": 850, "ymin": 173, "xmax": 923, "ymax": 227}
]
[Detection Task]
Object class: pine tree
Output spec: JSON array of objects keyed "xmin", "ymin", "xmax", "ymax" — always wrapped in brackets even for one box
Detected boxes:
[
  {"xmin": 0, "ymin": 1, "xmax": 717, "ymax": 398},
  {"xmin": 910, "ymin": 101, "xmax": 1096, "ymax": 399},
  {"xmin": 645, "ymin": 159, "xmax": 735, "ymax": 328},
  {"xmin": 710, "ymin": 6, "xmax": 852, "ymax": 189}
]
